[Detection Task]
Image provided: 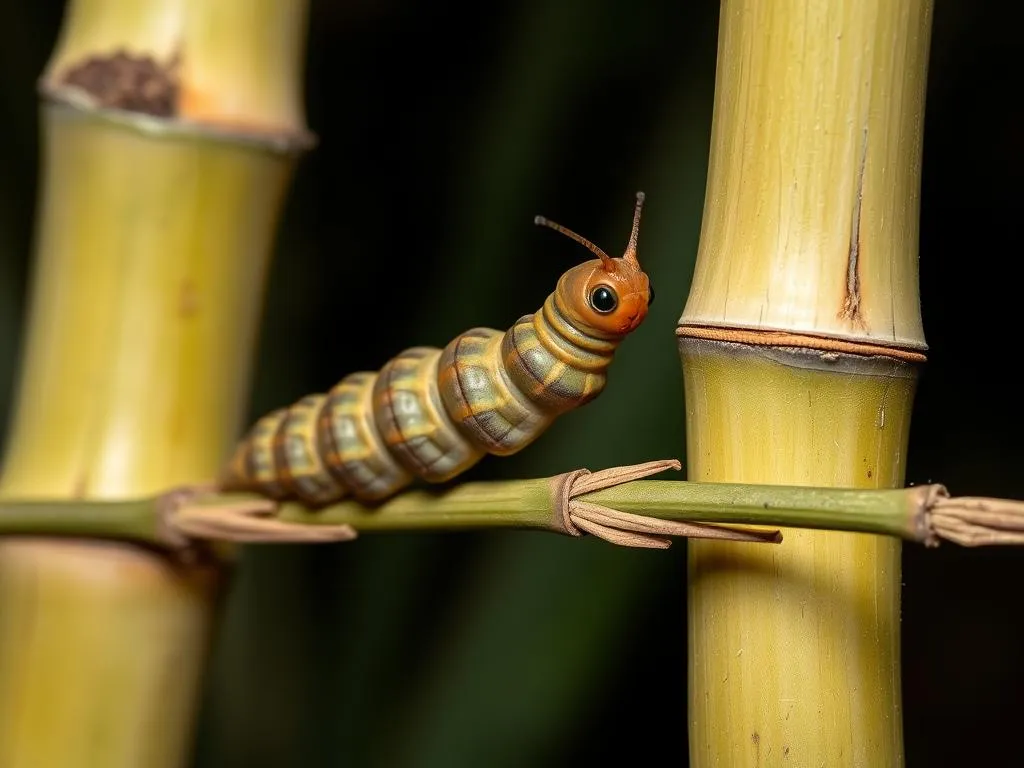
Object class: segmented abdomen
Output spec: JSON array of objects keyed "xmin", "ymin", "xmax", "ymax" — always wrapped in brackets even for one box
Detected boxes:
[{"xmin": 221, "ymin": 297, "xmax": 614, "ymax": 505}]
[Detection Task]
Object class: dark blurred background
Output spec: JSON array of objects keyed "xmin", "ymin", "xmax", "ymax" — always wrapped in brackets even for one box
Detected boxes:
[{"xmin": 0, "ymin": 0, "xmax": 1020, "ymax": 766}]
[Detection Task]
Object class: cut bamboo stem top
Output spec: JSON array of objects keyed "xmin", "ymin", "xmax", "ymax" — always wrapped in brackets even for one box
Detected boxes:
[{"xmin": 41, "ymin": 0, "xmax": 311, "ymax": 139}]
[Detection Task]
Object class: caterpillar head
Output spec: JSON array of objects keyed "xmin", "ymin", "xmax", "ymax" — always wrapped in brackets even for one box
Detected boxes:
[{"xmin": 535, "ymin": 191, "xmax": 653, "ymax": 338}]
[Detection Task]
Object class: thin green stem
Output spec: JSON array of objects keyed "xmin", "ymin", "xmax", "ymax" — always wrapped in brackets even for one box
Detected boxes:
[
  {"xmin": 275, "ymin": 479, "xmax": 555, "ymax": 531},
  {"xmin": 584, "ymin": 481, "xmax": 917, "ymax": 539},
  {"xmin": 186, "ymin": 476, "xmax": 926, "ymax": 542},
  {"xmin": 0, "ymin": 498, "xmax": 164, "ymax": 544},
  {"xmin": 0, "ymin": 479, "xmax": 952, "ymax": 546}
]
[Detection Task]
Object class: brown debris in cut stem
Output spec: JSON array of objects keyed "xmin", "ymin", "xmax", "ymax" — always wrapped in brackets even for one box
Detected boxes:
[{"xmin": 56, "ymin": 49, "xmax": 180, "ymax": 117}]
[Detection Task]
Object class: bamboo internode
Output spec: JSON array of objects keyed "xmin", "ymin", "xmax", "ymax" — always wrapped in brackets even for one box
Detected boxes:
[{"xmin": 680, "ymin": 0, "xmax": 931, "ymax": 353}]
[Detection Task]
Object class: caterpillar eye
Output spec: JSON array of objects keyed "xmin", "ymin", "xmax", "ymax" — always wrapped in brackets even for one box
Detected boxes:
[
  {"xmin": 648, "ymin": 284, "xmax": 655, "ymax": 306},
  {"xmin": 590, "ymin": 285, "xmax": 618, "ymax": 314}
]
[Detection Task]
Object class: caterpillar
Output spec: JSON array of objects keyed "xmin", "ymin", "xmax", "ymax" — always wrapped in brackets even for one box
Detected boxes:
[{"xmin": 220, "ymin": 192, "xmax": 653, "ymax": 506}]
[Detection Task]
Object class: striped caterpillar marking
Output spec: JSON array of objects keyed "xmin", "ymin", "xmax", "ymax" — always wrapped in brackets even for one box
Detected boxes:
[{"xmin": 222, "ymin": 193, "xmax": 654, "ymax": 505}]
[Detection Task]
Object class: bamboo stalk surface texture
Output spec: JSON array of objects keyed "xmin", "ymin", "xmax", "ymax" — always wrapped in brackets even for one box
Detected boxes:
[
  {"xmin": 677, "ymin": 0, "xmax": 933, "ymax": 765},
  {"xmin": 0, "ymin": 1, "xmax": 310, "ymax": 765}
]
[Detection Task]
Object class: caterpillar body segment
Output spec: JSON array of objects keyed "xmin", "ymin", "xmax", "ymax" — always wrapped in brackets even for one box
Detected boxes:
[
  {"xmin": 375, "ymin": 346, "xmax": 484, "ymax": 482},
  {"xmin": 221, "ymin": 193, "xmax": 653, "ymax": 506},
  {"xmin": 438, "ymin": 326, "xmax": 552, "ymax": 457},
  {"xmin": 318, "ymin": 372, "xmax": 412, "ymax": 500},
  {"xmin": 230, "ymin": 409, "xmax": 290, "ymax": 500},
  {"xmin": 277, "ymin": 394, "xmax": 344, "ymax": 504}
]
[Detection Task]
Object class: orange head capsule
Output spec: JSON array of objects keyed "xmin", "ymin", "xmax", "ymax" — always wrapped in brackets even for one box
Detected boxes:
[{"xmin": 534, "ymin": 191, "xmax": 653, "ymax": 339}]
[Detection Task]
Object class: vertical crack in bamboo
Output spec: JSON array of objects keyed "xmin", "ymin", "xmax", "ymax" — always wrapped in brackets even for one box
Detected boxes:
[{"xmin": 840, "ymin": 126, "xmax": 869, "ymax": 329}]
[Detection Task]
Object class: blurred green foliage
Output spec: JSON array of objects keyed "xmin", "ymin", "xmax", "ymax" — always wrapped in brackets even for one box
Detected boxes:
[{"xmin": 0, "ymin": 1, "xmax": 1020, "ymax": 766}]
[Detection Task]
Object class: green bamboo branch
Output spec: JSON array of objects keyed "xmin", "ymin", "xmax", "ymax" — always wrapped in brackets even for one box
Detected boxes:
[
  {"xmin": 0, "ymin": 498, "xmax": 168, "ymax": 543},
  {"xmin": 0, "ymin": 460, "xmax": 1022, "ymax": 551}
]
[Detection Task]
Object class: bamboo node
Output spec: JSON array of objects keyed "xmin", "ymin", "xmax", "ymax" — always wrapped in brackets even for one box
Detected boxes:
[
  {"xmin": 907, "ymin": 483, "xmax": 948, "ymax": 547},
  {"xmin": 554, "ymin": 459, "xmax": 783, "ymax": 548},
  {"xmin": 162, "ymin": 487, "xmax": 357, "ymax": 545},
  {"xmin": 676, "ymin": 325, "xmax": 928, "ymax": 363}
]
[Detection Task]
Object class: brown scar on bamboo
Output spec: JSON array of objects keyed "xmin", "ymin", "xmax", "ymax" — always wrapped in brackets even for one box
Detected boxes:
[
  {"xmin": 839, "ymin": 125, "xmax": 869, "ymax": 329},
  {"xmin": 71, "ymin": 475, "xmax": 88, "ymax": 499},
  {"xmin": 178, "ymin": 279, "xmax": 200, "ymax": 318}
]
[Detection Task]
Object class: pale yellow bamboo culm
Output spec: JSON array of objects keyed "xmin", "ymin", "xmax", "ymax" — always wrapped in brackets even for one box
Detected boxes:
[
  {"xmin": 0, "ymin": 1, "xmax": 312, "ymax": 766},
  {"xmin": 677, "ymin": 0, "xmax": 933, "ymax": 765}
]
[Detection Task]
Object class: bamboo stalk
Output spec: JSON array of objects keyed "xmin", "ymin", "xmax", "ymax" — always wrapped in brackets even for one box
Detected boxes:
[
  {"xmin": 677, "ymin": 0, "xmax": 933, "ymax": 765},
  {"xmin": 0, "ymin": 1, "xmax": 310, "ymax": 766}
]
